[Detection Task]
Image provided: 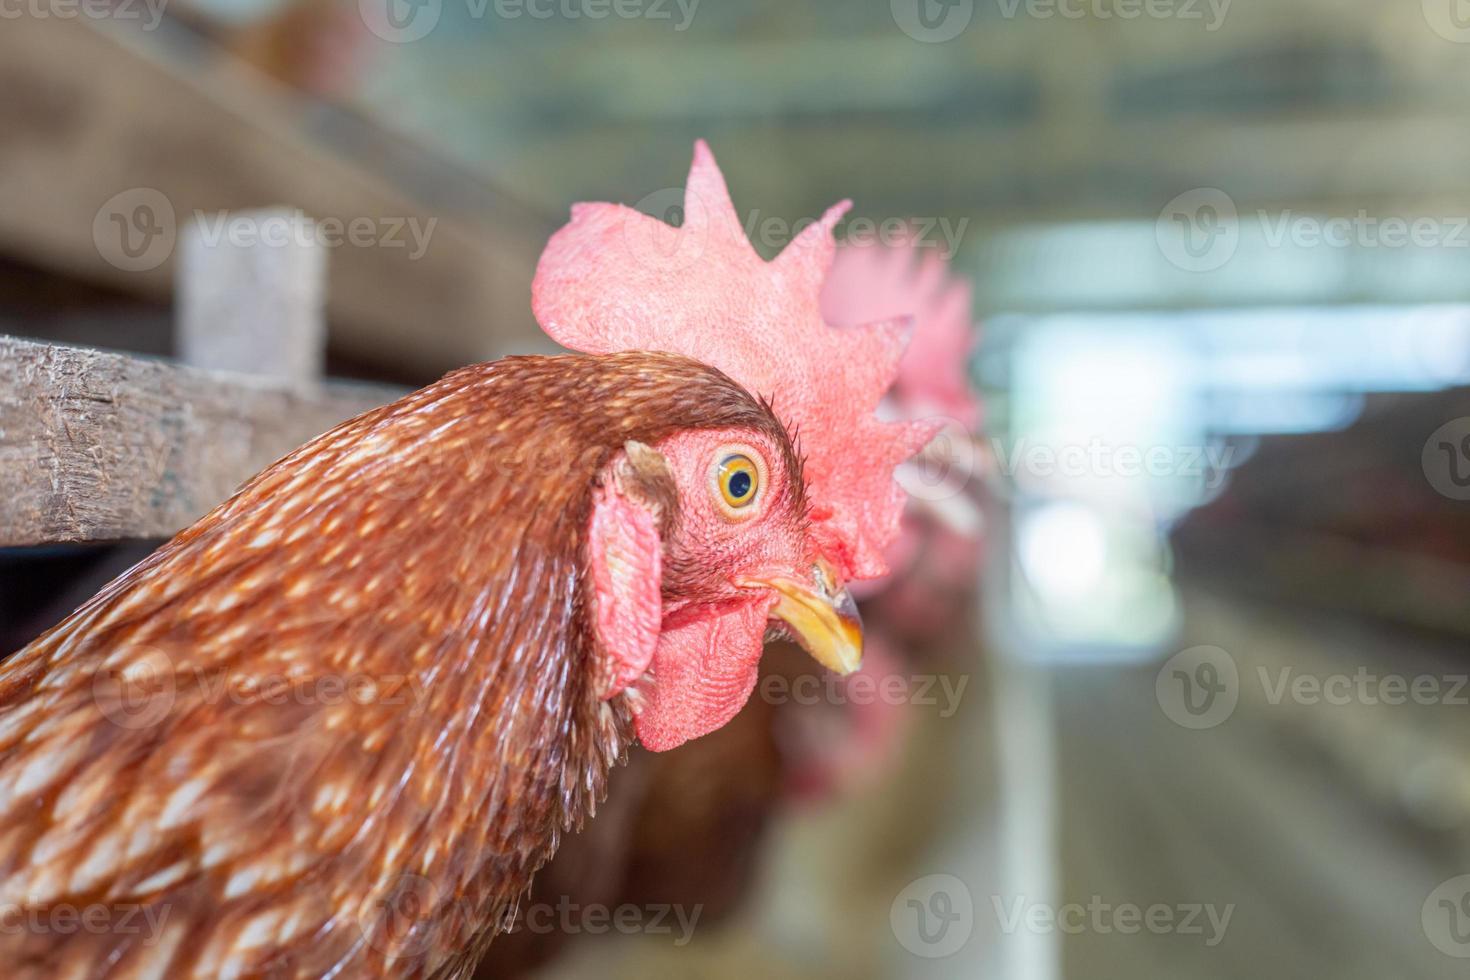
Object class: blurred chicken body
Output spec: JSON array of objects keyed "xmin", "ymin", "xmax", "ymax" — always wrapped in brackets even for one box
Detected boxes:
[{"xmin": 475, "ymin": 228, "xmax": 986, "ymax": 980}]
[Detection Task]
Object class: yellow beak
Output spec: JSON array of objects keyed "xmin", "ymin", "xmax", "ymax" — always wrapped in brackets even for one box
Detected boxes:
[{"xmin": 736, "ymin": 559, "xmax": 864, "ymax": 675}]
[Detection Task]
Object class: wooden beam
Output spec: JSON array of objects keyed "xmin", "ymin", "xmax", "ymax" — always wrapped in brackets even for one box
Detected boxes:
[
  {"xmin": 177, "ymin": 207, "xmax": 329, "ymax": 383},
  {"xmin": 0, "ymin": 18, "xmax": 550, "ymax": 377},
  {"xmin": 0, "ymin": 337, "xmax": 401, "ymax": 547}
]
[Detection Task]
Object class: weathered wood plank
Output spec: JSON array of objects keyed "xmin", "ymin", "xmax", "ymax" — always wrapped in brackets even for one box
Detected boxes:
[{"xmin": 0, "ymin": 337, "xmax": 402, "ymax": 546}]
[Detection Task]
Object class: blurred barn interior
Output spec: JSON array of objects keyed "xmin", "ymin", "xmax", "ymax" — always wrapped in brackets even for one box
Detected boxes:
[{"xmin": 4, "ymin": 2, "xmax": 1470, "ymax": 978}]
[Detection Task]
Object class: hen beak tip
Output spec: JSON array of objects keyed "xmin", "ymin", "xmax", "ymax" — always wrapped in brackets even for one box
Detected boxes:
[{"xmin": 736, "ymin": 561, "xmax": 864, "ymax": 675}]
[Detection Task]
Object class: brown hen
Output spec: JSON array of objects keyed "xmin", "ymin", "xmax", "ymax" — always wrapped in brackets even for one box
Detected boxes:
[
  {"xmin": 0, "ymin": 144, "xmax": 933, "ymax": 978},
  {"xmin": 0, "ymin": 353, "xmax": 793, "ymax": 976}
]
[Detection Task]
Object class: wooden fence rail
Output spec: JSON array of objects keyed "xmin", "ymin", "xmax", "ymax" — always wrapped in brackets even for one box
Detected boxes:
[{"xmin": 0, "ymin": 337, "xmax": 398, "ymax": 547}]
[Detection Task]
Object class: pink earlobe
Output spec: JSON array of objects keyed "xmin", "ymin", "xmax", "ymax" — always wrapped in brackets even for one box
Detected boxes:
[{"xmin": 587, "ymin": 483, "xmax": 663, "ymax": 699}]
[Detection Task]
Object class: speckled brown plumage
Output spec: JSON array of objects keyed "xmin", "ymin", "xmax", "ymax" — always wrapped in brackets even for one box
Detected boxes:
[{"xmin": 0, "ymin": 351, "xmax": 800, "ymax": 979}]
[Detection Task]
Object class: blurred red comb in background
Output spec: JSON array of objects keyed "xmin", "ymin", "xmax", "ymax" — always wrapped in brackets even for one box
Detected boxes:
[{"xmin": 820, "ymin": 227, "xmax": 980, "ymax": 432}]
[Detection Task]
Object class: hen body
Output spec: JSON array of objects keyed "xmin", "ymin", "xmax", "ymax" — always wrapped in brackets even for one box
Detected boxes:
[{"xmin": 0, "ymin": 352, "xmax": 792, "ymax": 978}]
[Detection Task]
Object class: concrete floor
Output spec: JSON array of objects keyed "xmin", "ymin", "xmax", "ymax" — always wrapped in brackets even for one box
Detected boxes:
[
  {"xmin": 1053, "ymin": 588, "xmax": 1470, "ymax": 980},
  {"xmin": 530, "ymin": 582, "xmax": 1470, "ymax": 979}
]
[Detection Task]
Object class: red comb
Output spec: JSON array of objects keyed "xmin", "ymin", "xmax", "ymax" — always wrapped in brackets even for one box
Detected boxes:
[
  {"xmin": 532, "ymin": 141, "xmax": 937, "ymax": 580},
  {"xmin": 820, "ymin": 229, "xmax": 981, "ymax": 431}
]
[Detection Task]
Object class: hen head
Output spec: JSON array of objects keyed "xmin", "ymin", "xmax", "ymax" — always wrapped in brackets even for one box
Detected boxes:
[
  {"xmin": 588, "ymin": 418, "xmax": 857, "ymax": 751},
  {"xmin": 536, "ymin": 143, "xmax": 940, "ymax": 751}
]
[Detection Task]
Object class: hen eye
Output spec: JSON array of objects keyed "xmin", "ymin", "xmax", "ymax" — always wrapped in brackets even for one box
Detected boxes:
[{"xmin": 711, "ymin": 449, "xmax": 765, "ymax": 520}]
